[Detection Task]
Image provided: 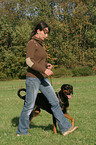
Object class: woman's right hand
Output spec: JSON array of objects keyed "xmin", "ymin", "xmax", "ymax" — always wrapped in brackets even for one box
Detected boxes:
[{"xmin": 44, "ymin": 69, "xmax": 53, "ymax": 76}]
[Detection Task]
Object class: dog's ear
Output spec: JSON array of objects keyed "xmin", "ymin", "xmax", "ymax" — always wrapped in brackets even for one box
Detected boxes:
[
  {"xmin": 69, "ymin": 85, "xmax": 73, "ymax": 94},
  {"xmin": 61, "ymin": 84, "xmax": 65, "ymax": 93},
  {"xmin": 61, "ymin": 84, "xmax": 66, "ymax": 90},
  {"xmin": 61, "ymin": 84, "xmax": 69, "ymax": 91},
  {"xmin": 68, "ymin": 85, "xmax": 73, "ymax": 94},
  {"xmin": 60, "ymin": 85, "xmax": 65, "ymax": 95}
]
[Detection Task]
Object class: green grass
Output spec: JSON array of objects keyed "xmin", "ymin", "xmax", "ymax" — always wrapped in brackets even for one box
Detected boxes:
[{"xmin": 0, "ymin": 76, "xmax": 96, "ymax": 145}]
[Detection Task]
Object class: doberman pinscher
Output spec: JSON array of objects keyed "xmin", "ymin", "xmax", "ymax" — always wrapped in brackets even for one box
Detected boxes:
[{"xmin": 17, "ymin": 84, "xmax": 75, "ymax": 134}]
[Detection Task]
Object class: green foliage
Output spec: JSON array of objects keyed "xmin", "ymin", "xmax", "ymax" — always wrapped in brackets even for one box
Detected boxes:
[
  {"xmin": 53, "ymin": 66, "xmax": 72, "ymax": 78},
  {"xmin": 13, "ymin": 22, "xmax": 31, "ymax": 46},
  {"xmin": 2, "ymin": 51, "xmax": 19, "ymax": 78},
  {"xmin": 0, "ymin": 0, "xmax": 96, "ymax": 79},
  {"xmin": 86, "ymin": 25, "xmax": 96, "ymax": 47},
  {"xmin": 0, "ymin": 72, "xmax": 7, "ymax": 80},
  {"xmin": 52, "ymin": 65, "xmax": 95, "ymax": 78},
  {"xmin": 72, "ymin": 66, "xmax": 93, "ymax": 77},
  {"xmin": 0, "ymin": 17, "xmax": 13, "ymax": 48}
]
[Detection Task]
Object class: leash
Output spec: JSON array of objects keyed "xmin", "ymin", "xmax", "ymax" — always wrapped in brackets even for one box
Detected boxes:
[
  {"xmin": 50, "ymin": 76, "xmax": 65, "ymax": 105},
  {"xmin": 50, "ymin": 76, "xmax": 66, "ymax": 105}
]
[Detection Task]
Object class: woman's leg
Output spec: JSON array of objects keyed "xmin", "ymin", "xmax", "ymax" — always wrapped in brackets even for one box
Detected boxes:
[
  {"xmin": 17, "ymin": 77, "xmax": 40, "ymax": 135},
  {"xmin": 39, "ymin": 78, "xmax": 72, "ymax": 134}
]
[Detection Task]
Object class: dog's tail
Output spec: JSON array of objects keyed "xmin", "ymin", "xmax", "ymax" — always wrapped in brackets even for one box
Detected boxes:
[{"xmin": 17, "ymin": 88, "xmax": 26, "ymax": 100}]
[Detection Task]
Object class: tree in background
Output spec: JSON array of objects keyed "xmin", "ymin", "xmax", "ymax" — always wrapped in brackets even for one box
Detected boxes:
[{"xmin": 0, "ymin": 0, "xmax": 96, "ymax": 79}]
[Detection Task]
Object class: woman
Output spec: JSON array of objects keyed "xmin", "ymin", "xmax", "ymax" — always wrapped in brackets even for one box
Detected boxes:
[{"xmin": 17, "ymin": 21, "xmax": 78, "ymax": 136}]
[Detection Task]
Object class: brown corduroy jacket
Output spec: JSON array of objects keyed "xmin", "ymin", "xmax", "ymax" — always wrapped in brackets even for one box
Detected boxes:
[{"xmin": 26, "ymin": 36, "xmax": 47, "ymax": 79}]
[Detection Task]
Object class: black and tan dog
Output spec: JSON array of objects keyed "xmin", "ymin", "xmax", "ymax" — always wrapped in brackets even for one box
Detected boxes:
[{"xmin": 17, "ymin": 84, "xmax": 75, "ymax": 134}]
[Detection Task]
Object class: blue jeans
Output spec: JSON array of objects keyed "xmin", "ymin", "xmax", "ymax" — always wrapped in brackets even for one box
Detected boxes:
[{"xmin": 17, "ymin": 77, "xmax": 72, "ymax": 135}]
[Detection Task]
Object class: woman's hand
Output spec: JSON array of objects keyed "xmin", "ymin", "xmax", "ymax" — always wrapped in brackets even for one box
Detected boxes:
[
  {"xmin": 47, "ymin": 63, "xmax": 53, "ymax": 70},
  {"xmin": 44, "ymin": 69, "xmax": 53, "ymax": 76}
]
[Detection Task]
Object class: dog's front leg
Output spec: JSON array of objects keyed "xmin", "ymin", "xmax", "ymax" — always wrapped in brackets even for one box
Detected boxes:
[
  {"xmin": 64, "ymin": 113, "xmax": 75, "ymax": 127},
  {"xmin": 52, "ymin": 115, "xmax": 57, "ymax": 134}
]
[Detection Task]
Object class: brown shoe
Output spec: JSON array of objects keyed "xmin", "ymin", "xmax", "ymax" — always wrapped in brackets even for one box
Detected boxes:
[{"xmin": 63, "ymin": 126, "xmax": 78, "ymax": 136}]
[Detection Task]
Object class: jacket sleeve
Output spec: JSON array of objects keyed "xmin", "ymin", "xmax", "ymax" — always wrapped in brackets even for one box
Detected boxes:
[{"xmin": 26, "ymin": 40, "xmax": 46, "ymax": 73}]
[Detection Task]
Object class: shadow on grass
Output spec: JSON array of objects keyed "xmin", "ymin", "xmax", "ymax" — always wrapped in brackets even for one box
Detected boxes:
[
  {"xmin": 11, "ymin": 117, "xmax": 53, "ymax": 132},
  {"xmin": 11, "ymin": 117, "xmax": 19, "ymax": 127},
  {"xmin": 29, "ymin": 123, "xmax": 53, "ymax": 131}
]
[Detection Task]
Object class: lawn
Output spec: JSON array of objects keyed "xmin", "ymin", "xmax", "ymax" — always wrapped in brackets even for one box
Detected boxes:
[{"xmin": 0, "ymin": 76, "xmax": 96, "ymax": 145}]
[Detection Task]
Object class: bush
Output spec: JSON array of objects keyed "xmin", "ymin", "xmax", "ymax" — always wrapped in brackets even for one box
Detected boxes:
[
  {"xmin": 0, "ymin": 72, "xmax": 7, "ymax": 80},
  {"xmin": 53, "ymin": 66, "xmax": 72, "ymax": 78},
  {"xmin": 72, "ymin": 66, "xmax": 93, "ymax": 77},
  {"xmin": 92, "ymin": 66, "xmax": 96, "ymax": 75},
  {"xmin": 17, "ymin": 67, "xmax": 27, "ymax": 79}
]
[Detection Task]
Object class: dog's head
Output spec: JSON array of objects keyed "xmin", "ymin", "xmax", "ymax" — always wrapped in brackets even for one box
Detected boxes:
[{"xmin": 61, "ymin": 84, "xmax": 73, "ymax": 99}]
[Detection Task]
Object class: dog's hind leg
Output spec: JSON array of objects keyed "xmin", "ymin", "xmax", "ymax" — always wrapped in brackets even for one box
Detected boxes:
[
  {"xmin": 29, "ymin": 107, "xmax": 41, "ymax": 123},
  {"xmin": 53, "ymin": 115, "xmax": 57, "ymax": 134},
  {"xmin": 28, "ymin": 108, "xmax": 40, "ymax": 133}
]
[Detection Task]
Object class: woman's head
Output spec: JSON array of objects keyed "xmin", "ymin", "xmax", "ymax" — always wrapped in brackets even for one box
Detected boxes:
[
  {"xmin": 30, "ymin": 21, "xmax": 50, "ymax": 40},
  {"xmin": 34, "ymin": 21, "xmax": 50, "ymax": 33}
]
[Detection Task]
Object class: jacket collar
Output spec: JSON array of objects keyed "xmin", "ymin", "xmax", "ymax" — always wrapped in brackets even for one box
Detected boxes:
[{"xmin": 32, "ymin": 36, "xmax": 43, "ymax": 46}]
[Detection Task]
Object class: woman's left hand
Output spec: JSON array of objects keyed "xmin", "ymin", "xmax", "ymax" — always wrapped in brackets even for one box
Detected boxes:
[{"xmin": 47, "ymin": 63, "xmax": 53, "ymax": 70}]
